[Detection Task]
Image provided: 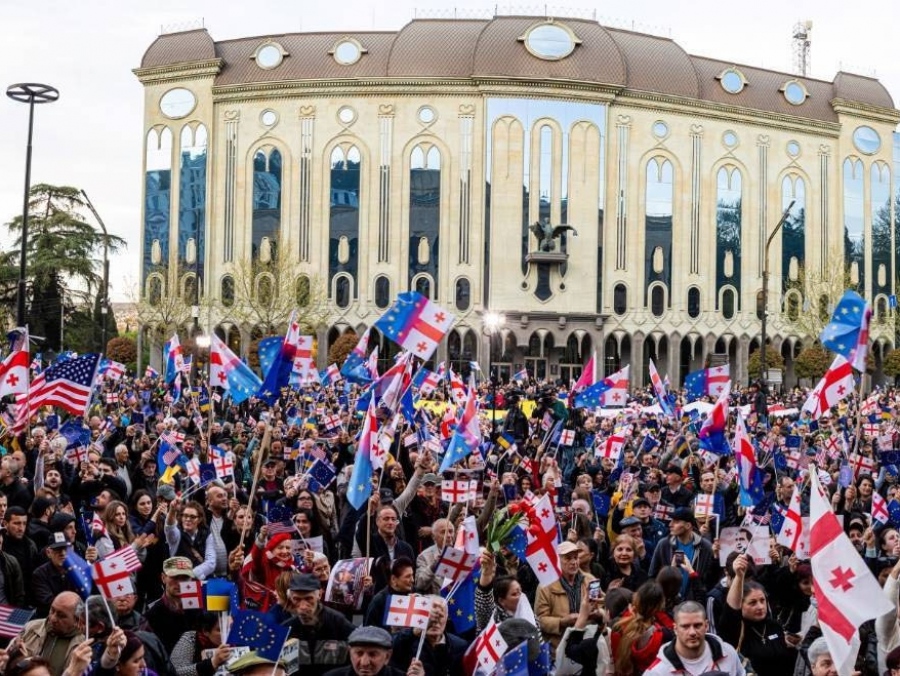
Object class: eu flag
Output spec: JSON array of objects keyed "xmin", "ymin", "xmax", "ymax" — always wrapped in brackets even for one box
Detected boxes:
[
  {"xmin": 444, "ymin": 563, "xmax": 479, "ymax": 634},
  {"xmin": 496, "ymin": 640, "xmax": 529, "ymax": 676},
  {"xmin": 63, "ymin": 549, "xmax": 93, "ymax": 599},
  {"xmin": 821, "ymin": 290, "xmax": 868, "ymax": 359},
  {"xmin": 227, "ymin": 609, "xmax": 290, "ymax": 660},
  {"xmin": 573, "ymin": 380, "xmax": 613, "ymax": 409},
  {"xmin": 683, "ymin": 369, "xmax": 707, "ymax": 402}
]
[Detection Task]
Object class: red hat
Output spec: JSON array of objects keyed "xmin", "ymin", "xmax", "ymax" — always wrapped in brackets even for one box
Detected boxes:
[{"xmin": 265, "ymin": 532, "xmax": 292, "ymax": 558}]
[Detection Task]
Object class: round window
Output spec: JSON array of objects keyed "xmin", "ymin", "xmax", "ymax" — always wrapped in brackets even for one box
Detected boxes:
[
  {"xmin": 720, "ymin": 69, "xmax": 744, "ymax": 94},
  {"xmin": 337, "ymin": 106, "xmax": 356, "ymax": 125},
  {"xmin": 418, "ymin": 107, "xmax": 436, "ymax": 124},
  {"xmin": 260, "ymin": 110, "xmax": 278, "ymax": 126},
  {"xmin": 159, "ymin": 88, "xmax": 196, "ymax": 119},
  {"xmin": 333, "ymin": 40, "xmax": 361, "ymax": 65},
  {"xmin": 524, "ymin": 23, "xmax": 576, "ymax": 60},
  {"xmin": 652, "ymin": 121, "xmax": 668, "ymax": 139},
  {"xmin": 723, "ymin": 131, "xmax": 738, "ymax": 148},
  {"xmin": 786, "ymin": 140, "xmax": 801, "ymax": 158},
  {"xmin": 783, "ymin": 81, "xmax": 806, "ymax": 105},
  {"xmin": 256, "ymin": 44, "xmax": 283, "ymax": 69},
  {"xmin": 853, "ymin": 126, "xmax": 881, "ymax": 154}
]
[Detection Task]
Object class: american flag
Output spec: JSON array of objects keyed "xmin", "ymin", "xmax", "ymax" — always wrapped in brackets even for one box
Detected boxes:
[
  {"xmin": 0, "ymin": 605, "xmax": 34, "ymax": 638},
  {"xmin": 16, "ymin": 353, "xmax": 100, "ymax": 419}
]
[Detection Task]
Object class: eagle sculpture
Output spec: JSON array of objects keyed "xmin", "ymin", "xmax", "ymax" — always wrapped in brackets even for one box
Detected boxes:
[{"xmin": 529, "ymin": 221, "xmax": 579, "ymax": 252}]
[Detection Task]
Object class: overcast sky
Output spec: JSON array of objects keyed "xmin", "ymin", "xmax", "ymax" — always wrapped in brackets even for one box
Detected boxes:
[{"xmin": 1, "ymin": 1, "xmax": 898, "ymax": 302}]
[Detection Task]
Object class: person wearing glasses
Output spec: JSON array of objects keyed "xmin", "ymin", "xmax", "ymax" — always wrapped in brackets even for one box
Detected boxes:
[{"xmin": 164, "ymin": 498, "xmax": 216, "ymax": 580}]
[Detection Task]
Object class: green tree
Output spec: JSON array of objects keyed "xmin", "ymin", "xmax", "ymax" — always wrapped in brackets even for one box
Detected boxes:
[
  {"xmin": 2, "ymin": 185, "xmax": 126, "ymax": 349},
  {"xmin": 793, "ymin": 343, "xmax": 832, "ymax": 381},
  {"xmin": 747, "ymin": 346, "xmax": 785, "ymax": 380},
  {"xmin": 883, "ymin": 349, "xmax": 900, "ymax": 384},
  {"xmin": 106, "ymin": 336, "xmax": 137, "ymax": 364}
]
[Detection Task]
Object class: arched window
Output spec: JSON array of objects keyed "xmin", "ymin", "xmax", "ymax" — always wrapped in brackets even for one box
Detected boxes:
[
  {"xmin": 644, "ymin": 158, "xmax": 674, "ymax": 295},
  {"xmin": 455, "ymin": 278, "xmax": 471, "ymax": 311},
  {"xmin": 414, "ymin": 275, "xmax": 432, "ymax": 299},
  {"xmin": 877, "ymin": 296, "xmax": 888, "ymax": 323},
  {"xmin": 843, "ymin": 158, "xmax": 865, "ymax": 289},
  {"xmin": 148, "ymin": 276, "xmax": 162, "ymax": 307},
  {"xmin": 781, "ymin": 174, "xmax": 806, "ymax": 292},
  {"xmin": 329, "ymin": 145, "xmax": 360, "ymax": 290},
  {"xmin": 786, "ymin": 292, "xmax": 800, "ymax": 321},
  {"xmin": 374, "ymin": 276, "xmax": 391, "ymax": 309},
  {"xmin": 221, "ymin": 275, "xmax": 235, "ymax": 307},
  {"xmin": 613, "ymin": 284, "xmax": 627, "ymax": 316},
  {"xmin": 722, "ymin": 289, "xmax": 735, "ymax": 320},
  {"xmin": 872, "ymin": 163, "xmax": 892, "ymax": 294},
  {"xmin": 252, "ymin": 147, "xmax": 282, "ymax": 260},
  {"xmin": 257, "ymin": 275, "xmax": 274, "ymax": 307},
  {"xmin": 651, "ymin": 286, "xmax": 665, "ymax": 317},
  {"xmin": 563, "ymin": 335, "xmax": 579, "ymax": 363},
  {"xmin": 179, "ymin": 124, "xmax": 208, "ymax": 280},
  {"xmin": 687, "ymin": 288, "xmax": 700, "ymax": 318},
  {"xmin": 409, "ymin": 144, "xmax": 442, "ymax": 293},
  {"xmin": 335, "ymin": 275, "xmax": 351, "ymax": 308},
  {"xmin": 144, "ymin": 127, "xmax": 172, "ymax": 281},
  {"xmin": 296, "ymin": 275, "xmax": 311, "ymax": 307},
  {"xmin": 716, "ymin": 167, "xmax": 742, "ymax": 309},
  {"xmin": 183, "ymin": 274, "xmax": 197, "ymax": 303}
]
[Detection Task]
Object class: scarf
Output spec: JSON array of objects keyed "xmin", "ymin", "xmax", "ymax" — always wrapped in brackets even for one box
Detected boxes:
[{"xmin": 559, "ymin": 572, "xmax": 584, "ymax": 613}]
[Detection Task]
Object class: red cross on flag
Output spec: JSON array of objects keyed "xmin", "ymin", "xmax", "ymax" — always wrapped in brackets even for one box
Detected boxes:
[
  {"xmin": 92, "ymin": 547, "xmax": 142, "ymax": 598},
  {"xmin": 384, "ymin": 594, "xmax": 433, "ymax": 629},
  {"xmin": 559, "ymin": 429, "xmax": 575, "ymax": 447},
  {"xmin": 694, "ymin": 493, "xmax": 716, "ymax": 518},
  {"xmin": 454, "ymin": 515, "xmax": 480, "ymax": 555},
  {"xmin": 434, "ymin": 546, "xmax": 477, "ymax": 584},
  {"xmin": 862, "ymin": 422, "xmax": 880, "ymax": 438},
  {"xmin": 0, "ymin": 328, "xmax": 29, "ymax": 398},
  {"xmin": 809, "ymin": 466, "xmax": 893, "ymax": 675},
  {"xmin": 597, "ymin": 434, "xmax": 624, "ymax": 461},
  {"xmin": 462, "ymin": 618, "xmax": 508, "ymax": 675},
  {"xmin": 802, "ymin": 355, "xmax": 855, "ymax": 419},
  {"xmin": 776, "ymin": 486, "xmax": 804, "ymax": 554},
  {"xmin": 872, "ymin": 491, "xmax": 890, "ymax": 525},
  {"xmin": 211, "ymin": 449, "xmax": 234, "ymax": 478},
  {"xmin": 179, "ymin": 580, "xmax": 203, "ymax": 609},
  {"xmin": 441, "ymin": 479, "xmax": 473, "ymax": 504},
  {"xmin": 849, "ymin": 453, "xmax": 875, "ymax": 478}
]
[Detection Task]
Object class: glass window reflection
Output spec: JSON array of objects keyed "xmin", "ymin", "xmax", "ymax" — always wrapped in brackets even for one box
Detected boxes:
[
  {"xmin": 179, "ymin": 125, "xmax": 207, "ymax": 288},
  {"xmin": 613, "ymin": 284, "xmax": 627, "ymax": 315},
  {"xmin": 781, "ymin": 175, "xmax": 805, "ymax": 294},
  {"xmin": 144, "ymin": 128, "xmax": 172, "ymax": 284},
  {"xmin": 408, "ymin": 144, "xmax": 441, "ymax": 295},
  {"xmin": 716, "ymin": 167, "xmax": 742, "ymax": 311},
  {"xmin": 688, "ymin": 287, "xmax": 700, "ymax": 318},
  {"xmin": 871, "ymin": 162, "xmax": 891, "ymax": 295},
  {"xmin": 375, "ymin": 276, "xmax": 390, "ymax": 309},
  {"xmin": 843, "ymin": 158, "xmax": 865, "ymax": 291},
  {"xmin": 644, "ymin": 158, "xmax": 673, "ymax": 307},
  {"xmin": 252, "ymin": 148, "xmax": 282, "ymax": 261},
  {"xmin": 329, "ymin": 146, "xmax": 360, "ymax": 299},
  {"xmin": 455, "ymin": 278, "xmax": 471, "ymax": 311}
]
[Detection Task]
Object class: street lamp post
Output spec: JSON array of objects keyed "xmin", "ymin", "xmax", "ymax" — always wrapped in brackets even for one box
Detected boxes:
[
  {"xmin": 483, "ymin": 311, "xmax": 505, "ymax": 441},
  {"xmin": 6, "ymin": 83, "xmax": 59, "ymax": 328},
  {"xmin": 760, "ymin": 199, "xmax": 796, "ymax": 390},
  {"xmin": 81, "ymin": 190, "xmax": 110, "ymax": 352}
]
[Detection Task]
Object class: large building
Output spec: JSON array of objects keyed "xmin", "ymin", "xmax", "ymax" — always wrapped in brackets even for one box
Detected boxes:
[{"xmin": 134, "ymin": 14, "xmax": 900, "ymax": 388}]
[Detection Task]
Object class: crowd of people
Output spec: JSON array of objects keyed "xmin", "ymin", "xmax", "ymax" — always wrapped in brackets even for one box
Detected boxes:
[{"xmin": 1, "ymin": 360, "xmax": 900, "ymax": 676}]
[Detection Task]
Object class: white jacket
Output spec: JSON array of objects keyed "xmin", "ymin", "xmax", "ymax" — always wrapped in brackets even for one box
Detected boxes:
[
  {"xmin": 876, "ymin": 572, "xmax": 900, "ymax": 676},
  {"xmin": 643, "ymin": 634, "xmax": 746, "ymax": 676}
]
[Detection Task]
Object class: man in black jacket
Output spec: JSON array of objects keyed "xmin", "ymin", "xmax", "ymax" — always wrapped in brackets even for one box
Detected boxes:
[
  {"xmin": 0, "ymin": 529, "xmax": 25, "ymax": 607},
  {"xmin": 285, "ymin": 573, "xmax": 357, "ymax": 676},
  {"xmin": 2, "ymin": 506, "xmax": 39, "ymax": 599},
  {"xmin": 32, "ymin": 532, "xmax": 86, "ymax": 616},
  {"xmin": 323, "ymin": 626, "xmax": 421, "ymax": 676},
  {"xmin": 141, "ymin": 556, "xmax": 202, "ymax": 653}
]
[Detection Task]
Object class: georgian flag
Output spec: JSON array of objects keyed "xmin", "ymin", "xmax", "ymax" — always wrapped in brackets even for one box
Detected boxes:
[
  {"xmin": 809, "ymin": 467, "xmax": 892, "ymax": 675},
  {"xmin": 179, "ymin": 580, "xmax": 203, "ymax": 609},
  {"xmin": 776, "ymin": 486, "xmax": 804, "ymax": 554},
  {"xmin": 384, "ymin": 594, "xmax": 433, "ymax": 629},
  {"xmin": 0, "ymin": 329, "xmax": 30, "ymax": 398},
  {"xmin": 559, "ymin": 429, "xmax": 575, "ymax": 447},
  {"xmin": 597, "ymin": 434, "xmax": 624, "ymax": 461},
  {"xmin": 434, "ymin": 547, "xmax": 478, "ymax": 584},
  {"xmin": 872, "ymin": 491, "xmax": 890, "ymax": 525},
  {"xmin": 802, "ymin": 355, "xmax": 856, "ymax": 419},
  {"xmin": 462, "ymin": 619, "xmax": 508, "ymax": 675}
]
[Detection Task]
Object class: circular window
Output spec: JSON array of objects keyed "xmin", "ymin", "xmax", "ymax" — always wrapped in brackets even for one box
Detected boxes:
[
  {"xmin": 523, "ymin": 23, "xmax": 576, "ymax": 60},
  {"xmin": 256, "ymin": 44, "xmax": 283, "ymax": 69},
  {"xmin": 652, "ymin": 121, "xmax": 668, "ymax": 139},
  {"xmin": 723, "ymin": 131, "xmax": 738, "ymax": 149},
  {"xmin": 159, "ymin": 88, "xmax": 196, "ymax": 119},
  {"xmin": 853, "ymin": 126, "xmax": 881, "ymax": 154},
  {"xmin": 786, "ymin": 140, "xmax": 801, "ymax": 158},
  {"xmin": 333, "ymin": 40, "xmax": 361, "ymax": 65},
  {"xmin": 260, "ymin": 110, "xmax": 278, "ymax": 126},
  {"xmin": 720, "ymin": 69, "xmax": 745, "ymax": 94},
  {"xmin": 337, "ymin": 106, "xmax": 356, "ymax": 125},
  {"xmin": 783, "ymin": 81, "xmax": 806, "ymax": 105},
  {"xmin": 418, "ymin": 106, "xmax": 436, "ymax": 124}
]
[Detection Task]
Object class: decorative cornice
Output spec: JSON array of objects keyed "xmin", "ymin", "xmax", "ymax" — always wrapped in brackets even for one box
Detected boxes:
[
  {"xmin": 132, "ymin": 59, "xmax": 224, "ymax": 84},
  {"xmin": 830, "ymin": 98, "xmax": 900, "ymax": 125},
  {"xmin": 615, "ymin": 91, "xmax": 843, "ymax": 136}
]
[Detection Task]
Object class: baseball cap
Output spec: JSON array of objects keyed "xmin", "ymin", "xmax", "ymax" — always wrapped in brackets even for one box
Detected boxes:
[
  {"xmin": 557, "ymin": 541, "xmax": 580, "ymax": 557},
  {"xmin": 347, "ymin": 626, "xmax": 393, "ymax": 649},
  {"xmin": 671, "ymin": 507, "xmax": 698, "ymax": 527},
  {"xmin": 632, "ymin": 497, "xmax": 651, "ymax": 509},
  {"xmin": 47, "ymin": 532, "xmax": 69, "ymax": 550},
  {"xmin": 422, "ymin": 473, "xmax": 440, "ymax": 485},
  {"xmin": 162, "ymin": 556, "xmax": 196, "ymax": 578}
]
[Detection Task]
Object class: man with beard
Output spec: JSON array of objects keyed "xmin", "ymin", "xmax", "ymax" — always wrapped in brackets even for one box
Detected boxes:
[{"xmin": 284, "ymin": 572, "xmax": 356, "ymax": 675}]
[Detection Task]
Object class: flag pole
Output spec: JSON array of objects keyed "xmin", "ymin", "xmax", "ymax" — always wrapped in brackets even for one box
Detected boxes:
[
  {"xmin": 851, "ymin": 365, "xmax": 868, "ymax": 473},
  {"xmin": 239, "ymin": 423, "xmax": 271, "ymax": 552}
]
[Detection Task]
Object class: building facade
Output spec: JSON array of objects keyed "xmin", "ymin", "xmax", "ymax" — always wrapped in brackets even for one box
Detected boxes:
[{"xmin": 134, "ymin": 15, "xmax": 900, "ymax": 388}]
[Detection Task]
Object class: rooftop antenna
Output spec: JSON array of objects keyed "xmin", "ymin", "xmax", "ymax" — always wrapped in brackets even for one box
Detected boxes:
[{"xmin": 792, "ymin": 20, "xmax": 812, "ymax": 77}]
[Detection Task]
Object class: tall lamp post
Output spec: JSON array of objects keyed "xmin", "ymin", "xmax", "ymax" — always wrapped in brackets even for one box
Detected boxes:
[
  {"xmin": 7, "ymin": 83, "xmax": 59, "ymax": 328},
  {"xmin": 760, "ymin": 199, "xmax": 796, "ymax": 389},
  {"xmin": 81, "ymin": 190, "xmax": 110, "ymax": 352},
  {"xmin": 483, "ymin": 311, "xmax": 506, "ymax": 441}
]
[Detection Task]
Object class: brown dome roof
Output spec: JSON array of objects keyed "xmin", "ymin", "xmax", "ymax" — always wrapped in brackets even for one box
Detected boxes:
[{"xmin": 141, "ymin": 29, "xmax": 216, "ymax": 68}]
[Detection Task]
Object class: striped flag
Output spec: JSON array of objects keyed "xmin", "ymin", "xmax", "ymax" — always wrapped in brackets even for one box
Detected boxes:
[{"xmin": 0, "ymin": 605, "xmax": 35, "ymax": 638}]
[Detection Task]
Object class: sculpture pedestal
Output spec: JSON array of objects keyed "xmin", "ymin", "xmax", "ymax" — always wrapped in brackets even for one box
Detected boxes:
[{"xmin": 525, "ymin": 251, "xmax": 568, "ymax": 264}]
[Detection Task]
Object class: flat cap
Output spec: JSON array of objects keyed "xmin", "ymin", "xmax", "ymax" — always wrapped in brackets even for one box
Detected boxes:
[{"xmin": 348, "ymin": 626, "xmax": 393, "ymax": 649}]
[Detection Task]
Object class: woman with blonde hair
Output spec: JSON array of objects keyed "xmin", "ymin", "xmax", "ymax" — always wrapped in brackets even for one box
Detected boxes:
[
  {"xmin": 96, "ymin": 500, "xmax": 151, "ymax": 560},
  {"xmin": 610, "ymin": 581, "xmax": 673, "ymax": 676}
]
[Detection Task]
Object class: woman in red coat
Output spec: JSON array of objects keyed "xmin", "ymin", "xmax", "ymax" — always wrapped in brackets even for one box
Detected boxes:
[{"xmin": 240, "ymin": 528, "xmax": 296, "ymax": 611}]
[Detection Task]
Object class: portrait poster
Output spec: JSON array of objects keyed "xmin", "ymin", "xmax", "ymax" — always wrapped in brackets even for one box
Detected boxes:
[
  {"xmin": 325, "ymin": 557, "xmax": 372, "ymax": 610},
  {"xmin": 718, "ymin": 525, "xmax": 771, "ymax": 566}
]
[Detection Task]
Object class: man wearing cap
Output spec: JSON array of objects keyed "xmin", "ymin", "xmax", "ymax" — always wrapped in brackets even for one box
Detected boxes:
[
  {"xmin": 228, "ymin": 651, "xmax": 287, "ymax": 676},
  {"xmin": 32, "ymin": 532, "xmax": 79, "ymax": 616},
  {"xmin": 648, "ymin": 507, "xmax": 717, "ymax": 603},
  {"xmin": 323, "ymin": 626, "xmax": 424, "ymax": 676},
  {"xmin": 535, "ymin": 540, "xmax": 596, "ymax": 653},
  {"xmin": 661, "ymin": 465, "xmax": 693, "ymax": 508},
  {"xmin": 283, "ymin": 572, "xmax": 357, "ymax": 675},
  {"xmin": 141, "ymin": 556, "xmax": 202, "ymax": 653},
  {"xmin": 631, "ymin": 496, "xmax": 669, "ymax": 556},
  {"xmin": 616, "ymin": 516, "xmax": 650, "ymax": 568}
]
